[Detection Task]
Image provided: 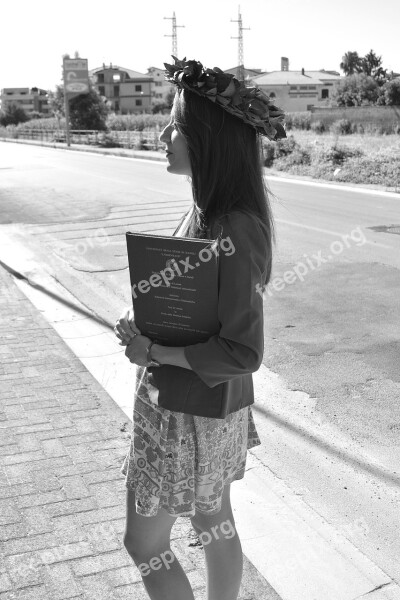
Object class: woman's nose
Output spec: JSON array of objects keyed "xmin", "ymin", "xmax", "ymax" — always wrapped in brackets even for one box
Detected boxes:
[{"xmin": 159, "ymin": 126, "xmax": 170, "ymax": 143}]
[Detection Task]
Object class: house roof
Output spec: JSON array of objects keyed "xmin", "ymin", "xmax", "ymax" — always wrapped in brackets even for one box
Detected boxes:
[
  {"xmin": 224, "ymin": 66, "xmax": 265, "ymax": 80},
  {"xmin": 89, "ymin": 66, "xmax": 152, "ymax": 80},
  {"xmin": 305, "ymin": 70, "xmax": 341, "ymax": 79},
  {"xmin": 252, "ymin": 70, "xmax": 340, "ymax": 86}
]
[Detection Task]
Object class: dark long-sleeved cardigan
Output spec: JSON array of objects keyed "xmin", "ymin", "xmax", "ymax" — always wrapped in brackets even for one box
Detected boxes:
[{"xmin": 147, "ymin": 210, "xmax": 269, "ymax": 419}]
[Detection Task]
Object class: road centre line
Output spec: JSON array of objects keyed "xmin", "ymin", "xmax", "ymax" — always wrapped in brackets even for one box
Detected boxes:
[{"xmin": 275, "ymin": 219, "xmax": 391, "ymax": 248}]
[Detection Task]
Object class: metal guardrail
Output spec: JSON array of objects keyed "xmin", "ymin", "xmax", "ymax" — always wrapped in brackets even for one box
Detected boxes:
[{"xmin": 0, "ymin": 129, "xmax": 162, "ymax": 151}]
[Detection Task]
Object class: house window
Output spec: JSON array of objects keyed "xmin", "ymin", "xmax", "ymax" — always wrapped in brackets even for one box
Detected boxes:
[
  {"xmin": 135, "ymin": 85, "xmax": 142, "ymax": 92},
  {"xmin": 136, "ymin": 99, "xmax": 142, "ymax": 106},
  {"xmin": 290, "ymin": 86, "xmax": 297, "ymax": 91},
  {"xmin": 114, "ymin": 101, "xmax": 119, "ymax": 111},
  {"xmin": 321, "ymin": 89, "xmax": 329, "ymax": 99},
  {"xmin": 113, "ymin": 85, "xmax": 119, "ymax": 97},
  {"xmin": 113, "ymin": 74, "xmax": 121, "ymax": 82},
  {"xmin": 155, "ymin": 81, "xmax": 162, "ymax": 87},
  {"xmin": 97, "ymin": 74, "xmax": 104, "ymax": 83},
  {"xmin": 99, "ymin": 86, "xmax": 105, "ymax": 96}
]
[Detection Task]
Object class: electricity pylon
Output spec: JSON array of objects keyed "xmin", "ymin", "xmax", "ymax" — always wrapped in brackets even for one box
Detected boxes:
[
  {"xmin": 164, "ymin": 12, "xmax": 185, "ymax": 57},
  {"xmin": 231, "ymin": 5, "xmax": 250, "ymax": 81}
]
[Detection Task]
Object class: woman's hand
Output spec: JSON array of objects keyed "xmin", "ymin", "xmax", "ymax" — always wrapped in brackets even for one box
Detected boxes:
[
  {"xmin": 114, "ymin": 306, "xmax": 141, "ymax": 346},
  {"xmin": 124, "ymin": 334, "xmax": 152, "ymax": 366}
]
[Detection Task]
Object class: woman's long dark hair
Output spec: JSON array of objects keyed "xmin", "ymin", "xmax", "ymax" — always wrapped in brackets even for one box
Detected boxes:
[{"xmin": 173, "ymin": 89, "xmax": 276, "ymax": 284}]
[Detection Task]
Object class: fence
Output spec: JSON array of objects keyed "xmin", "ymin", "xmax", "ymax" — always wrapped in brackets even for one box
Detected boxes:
[
  {"xmin": 0, "ymin": 128, "xmax": 163, "ymax": 151},
  {"xmin": 309, "ymin": 105, "xmax": 400, "ymax": 131}
]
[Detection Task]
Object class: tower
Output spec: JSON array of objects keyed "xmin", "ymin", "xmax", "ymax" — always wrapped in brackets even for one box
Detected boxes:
[
  {"xmin": 164, "ymin": 12, "xmax": 185, "ymax": 57},
  {"xmin": 231, "ymin": 6, "xmax": 250, "ymax": 81}
]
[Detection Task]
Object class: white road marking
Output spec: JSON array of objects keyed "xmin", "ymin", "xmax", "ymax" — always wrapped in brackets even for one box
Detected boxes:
[
  {"xmin": 275, "ymin": 218, "xmax": 391, "ymax": 248},
  {"xmin": 265, "ymin": 175, "xmax": 400, "ymax": 198}
]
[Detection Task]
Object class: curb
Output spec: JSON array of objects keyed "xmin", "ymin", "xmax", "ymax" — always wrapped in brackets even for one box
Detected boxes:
[{"xmin": 1, "ymin": 136, "xmax": 399, "ymax": 196}]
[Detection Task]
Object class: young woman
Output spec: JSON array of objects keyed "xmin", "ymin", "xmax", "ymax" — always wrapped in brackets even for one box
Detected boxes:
[{"xmin": 114, "ymin": 57, "xmax": 286, "ymax": 600}]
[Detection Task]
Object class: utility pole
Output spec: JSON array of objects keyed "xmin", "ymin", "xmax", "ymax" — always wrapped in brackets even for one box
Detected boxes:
[
  {"xmin": 231, "ymin": 5, "xmax": 250, "ymax": 82},
  {"xmin": 164, "ymin": 12, "xmax": 185, "ymax": 57}
]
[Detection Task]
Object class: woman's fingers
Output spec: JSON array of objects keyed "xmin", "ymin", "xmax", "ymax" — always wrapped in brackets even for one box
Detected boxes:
[
  {"xmin": 117, "ymin": 308, "xmax": 140, "ymax": 336},
  {"xmin": 114, "ymin": 306, "xmax": 141, "ymax": 348}
]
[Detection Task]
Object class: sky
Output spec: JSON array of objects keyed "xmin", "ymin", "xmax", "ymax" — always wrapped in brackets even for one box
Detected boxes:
[{"xmin": 1, "ymin": 0, "xmax": 399, "ymax": 91}]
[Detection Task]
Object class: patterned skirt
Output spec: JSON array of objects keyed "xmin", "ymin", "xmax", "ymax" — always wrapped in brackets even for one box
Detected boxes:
[{"xmin": 120, "ymin": 366, "xmax": 261, "ymax": 517}]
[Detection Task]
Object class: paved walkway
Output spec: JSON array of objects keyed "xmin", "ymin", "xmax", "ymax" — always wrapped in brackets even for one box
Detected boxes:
[{"xmin": 0, "ymin": 266, "xmax": 280, "ymax": 600}]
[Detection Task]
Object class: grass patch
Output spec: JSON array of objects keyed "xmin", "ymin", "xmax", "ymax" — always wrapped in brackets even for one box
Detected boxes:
[{"xmin": 263, "ymin": 132, "xmax": 400, "ymax": 189}]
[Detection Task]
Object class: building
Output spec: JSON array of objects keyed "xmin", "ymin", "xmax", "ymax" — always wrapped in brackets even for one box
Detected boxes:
[
  {"xmin": 250, "ymin": 57, "xmax": 341, "ymax": 112},
  {"xmin": 90, "ymin": 64, "xmax": 175, "ymax": 113},
  {"xmin": 147, "ymin": 66, "xmax": 175, "ymax": 105},
  {"xmin": 0, "ymin": 87, "xmax": 50, "ymax": 115},
  {"xmin": 90, "ymin": 64, "xmax": 153, "ymax": 113},
  {"xmin": 224, "ymin": 58, "xmax": 342, "ymax": 112},
  {"xmin": 224, "ymin": 66, "xmax": 264, "ymax": 81}
]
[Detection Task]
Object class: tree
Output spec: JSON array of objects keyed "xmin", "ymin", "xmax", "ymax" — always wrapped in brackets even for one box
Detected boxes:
[
  {"xmin": 48, "ymin": 85, "xmax": 64, "ymax": 116},
  {"xmin": 360, "ymin": 49, "xmax": 388, "ymax": 86},
  {"xmin": 340, "ymin": 51, "xmax": 363, "ymax": 76},
  {"xmin": 333, "ymin": 73, "xmax": 380, "ymax": 106},
  {"xmin": 0, "ymin": 103, "xmax": 29, "ymax": 126},
  {"xmin": 47, "ymin": 85, "xmax": 109, "ymax": 130},
  {"xmin": 69, "ymin": 88, "xmax": 109, "ymax": 130},
  {"xmin": 151, "ymin": 101, "xmax": 169, "ymax": 114},
  {"xmin": 378, "ymin": 78, "xmax": 400, "ymax": 105},
  {"xmin": 340, "ymin": 49, "xmax": 389, "ymax": 86}
]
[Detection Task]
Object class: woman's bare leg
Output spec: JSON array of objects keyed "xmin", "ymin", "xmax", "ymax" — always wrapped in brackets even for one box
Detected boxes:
[
  {"xmin": 123, "ymin": 489, "xmax": 195, "ymax": 600},
  {"xmin": 190, "ymin": 483, "xmax": 243, "ymax": 600}
]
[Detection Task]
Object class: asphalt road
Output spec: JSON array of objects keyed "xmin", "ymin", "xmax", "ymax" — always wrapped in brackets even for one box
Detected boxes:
[{"xmin": 1, "ymin": 141, "xmax": 400, "ymax": 586}]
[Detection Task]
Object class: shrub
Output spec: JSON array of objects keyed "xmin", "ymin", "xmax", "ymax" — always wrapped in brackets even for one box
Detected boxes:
[
  {"xmin": 274, "ymin": 135, "xmax": 299, "ymax": 157},
  {"xmin": 96, "ymin": 133, "xmax": 121, "ymax": 148},
  {"xmin": 284, "ymin": 112, "xmax": 311, "ymax": 131},
  {"xmin": 262, "ymin": 135, "xmax": 311, "ymax": 167},
  {"xmin": 315, "ymin": 143, "xmax": 364, "ymax": 165},
  {"xmin": 262, "ymin": 142, "xmax": 275, "ymax": 167},
  {"xmin": 107, "ymin": 113, "xmax": 169, "ymax": 131},
  {"xmin": 331, "ymin": 119, "xmax": 353, "ymax": 135},
  {"xmin": 310, "ymin": 120, "xmax": 326, "ymax": 134},
  {"xmin": 279, "ymin": 147, "xmax": 312, "ymax": 166},
  {"xmin": 0, "ymin": 104, "xmax": 29, "ymax": 126}
]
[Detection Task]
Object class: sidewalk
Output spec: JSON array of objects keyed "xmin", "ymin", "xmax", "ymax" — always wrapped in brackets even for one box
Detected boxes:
[{"xmin": 0, "ymin": 266, "xmax": 281, "ymax": 600}]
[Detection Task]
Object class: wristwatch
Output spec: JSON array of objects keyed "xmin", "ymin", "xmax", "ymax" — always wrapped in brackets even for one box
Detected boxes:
[{"xmin": 146, "ymin": 340, "xmax": 161, "ymax": 367}]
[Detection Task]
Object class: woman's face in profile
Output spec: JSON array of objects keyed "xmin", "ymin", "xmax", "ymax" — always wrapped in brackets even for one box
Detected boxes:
[{"xmin": 160, "ymin": 115, "xmax": 192, "ymax": 177}]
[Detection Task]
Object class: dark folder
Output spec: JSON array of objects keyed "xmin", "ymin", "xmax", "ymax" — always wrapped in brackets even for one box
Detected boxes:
[{"xmin": 125, "ymin": 232, "xmax": 220, "ymax": 347}]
